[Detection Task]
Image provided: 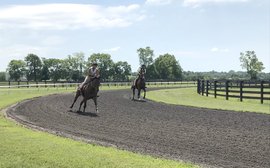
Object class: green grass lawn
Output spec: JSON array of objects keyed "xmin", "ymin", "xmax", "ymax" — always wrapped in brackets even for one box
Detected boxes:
[
  {"xmin": 147, "ymin": 87, "xmax": 270, "ymax": 114},
  {"xmin": 0, "ymin": 87, "xmax": 197, "ymax": 168}
]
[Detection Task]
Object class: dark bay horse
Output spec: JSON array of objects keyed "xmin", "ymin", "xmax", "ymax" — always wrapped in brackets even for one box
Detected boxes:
[
  {"xmin": 131, "ymin": 74, "xmax": 146, "ymax": 100},
  {"xmin": 70, "ymin": 79, "xmax": 99, "ymax": 113}
]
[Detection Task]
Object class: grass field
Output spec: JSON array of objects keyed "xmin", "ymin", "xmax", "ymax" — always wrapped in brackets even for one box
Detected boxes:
[
  {"xmin": 147, "ymin": 87, "xmax": 270, "ymax": 114},
  {"xmin": 0, "ymin": 87, "xmax": 197, "ymax": 168}
]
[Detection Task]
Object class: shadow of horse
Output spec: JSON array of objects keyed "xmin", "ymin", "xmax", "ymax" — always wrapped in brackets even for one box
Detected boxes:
[
  {"xmin": 132, "ymin": 98, "xmax": 147, "ymax": 102},
  {"xmin": 131, "ymin": 74, "xmax": 146, "ymax": 100},
  {"xmin": 68, "ymin": 109, "xmax": 98, "ymax": 117},
  {"xmin": 76, "ymin": 111, "xmax": 98, "ymax": 117},
  {"xmin": 70, "ymin": 78, "xmax": 99, "ymax": 113}
]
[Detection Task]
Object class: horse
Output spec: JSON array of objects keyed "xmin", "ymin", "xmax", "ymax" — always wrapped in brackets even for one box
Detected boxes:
[
  {"xmin": 131, "ymin": 74, "xmax": 146, "ymax": 100},
  {"xmin": 70, "ymin": 78, "xmax": 99, "ymax": 113}
]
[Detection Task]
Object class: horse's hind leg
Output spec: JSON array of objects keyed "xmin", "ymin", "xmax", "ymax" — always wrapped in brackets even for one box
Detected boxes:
[{"xmin": 70, "ymin": 90, "xmax": 80, "ymax": 108}]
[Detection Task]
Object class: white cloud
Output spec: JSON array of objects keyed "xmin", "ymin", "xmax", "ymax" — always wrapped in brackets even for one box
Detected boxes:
[
  {"xmin": 145, "ymin": 0, "xmax": 173, "ymax": 5},
  {"xmin": 0, "ymin": 3, "xmax": 144, "ymax": 30},
  {"xmin": 183, "ymin": 0, "xmax": 249, "ymax": 8},
  {"xmin": 211, "ymin": 47, "xmax": 229, "ymax": 52}
]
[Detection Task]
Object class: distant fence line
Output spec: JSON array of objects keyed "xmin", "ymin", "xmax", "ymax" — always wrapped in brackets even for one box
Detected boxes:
[
  {"xmin": 197, "ymin": 80, "xmax": 270, "ymax": 104},
  {"xmin": 0, "ymin": 80, "xmax": 196, "ymax": 89}
]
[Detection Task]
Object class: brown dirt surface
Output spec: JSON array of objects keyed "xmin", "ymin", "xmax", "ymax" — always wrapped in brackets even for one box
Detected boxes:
[{"xmin": 6, "ymin": 89, "xmax": 270, "ymax": 168}]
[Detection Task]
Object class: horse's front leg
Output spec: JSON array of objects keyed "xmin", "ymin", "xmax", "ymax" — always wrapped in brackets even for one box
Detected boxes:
[
  {"xmin": 132, "ymin": 87, "xmax": 135, "ymax": 100},
  {"xmin": 78, "ymin": 99, "xmax": 84, "ymax": 112},
  {"xmin": 70, "ymin": 90, "xmax": 80, "ymax": 108},
  {"xmin": 143, "ymin": 88, "xmax": 146, "ymax": 99},
  {"xmin": 93, "ymin": 97, "xmax": 98, "ymax": 113},
  {"xmin": 138, "ymin": 89, "xmax": 141, "ymax": 100},
  {"xmin": 83, "ymin": 100, "xmax": 87, "ymax": 113}
]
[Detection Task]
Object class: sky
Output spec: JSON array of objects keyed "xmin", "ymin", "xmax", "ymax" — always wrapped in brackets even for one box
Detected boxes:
[{"xmin": 0, "ymin": 0, "xmax": 269, "ymax": 72}]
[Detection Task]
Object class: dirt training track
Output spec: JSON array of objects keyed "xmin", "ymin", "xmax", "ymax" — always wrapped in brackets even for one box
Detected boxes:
[{"xmin": 7, "ymin": 89, "xmax": 270, "ymax": 168}]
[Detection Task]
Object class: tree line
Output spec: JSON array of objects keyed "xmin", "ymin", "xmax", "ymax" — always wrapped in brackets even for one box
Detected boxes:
[
  {"xmin": 1, "ymin": 47, "xmax": 268, "ymax": 82},
  {"xmin": 3, "ymin": 47, "xmax": 183, "ymax": 82}
]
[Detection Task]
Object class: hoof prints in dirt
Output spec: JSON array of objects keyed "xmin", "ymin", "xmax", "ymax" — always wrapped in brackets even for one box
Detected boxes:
[{"xmin": 7, "ymin": 89, "xmax": 270, "ymax": 168}]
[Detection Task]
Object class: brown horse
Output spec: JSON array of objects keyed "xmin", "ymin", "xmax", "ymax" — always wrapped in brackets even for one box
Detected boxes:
[
  {"xmin": 131, "ymin": 74, "xmax": 146, "ymax": 100},
  {"xmin": 70, "ymin": 78, "xmax": 99, "ymax": 113}
]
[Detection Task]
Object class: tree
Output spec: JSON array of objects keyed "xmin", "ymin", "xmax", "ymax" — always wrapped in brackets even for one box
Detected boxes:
[
  {"xmin": 154, "ymin": 53, "xmax": 182, "ymax": 80},
  {"xmin": 25, "ymin": 53, "xmax": 42, "ymax": 81},
  {"xmin": 112, "ymin": 61, "xmax": 131, "ymax": 81},
  {"xmin": 7, "ymin": 60, "xmax": 26, "ymax": 81},
  {"xmin": 87, "ymin": 53, "xmax": 114, "ymax": 81},
  {"xmin": 41, "ymin": 58, "xmax": 50, "ymax": 81},
  {"xmin": 65, "ymin": 52, "xmax": 86, "ymax": 81},
  {"xmin": 145, "ymin": 64, "xmax": 158, "ymax": 80},
  {"xmin": 137, "ymin": 47, "xmax": 154, "ymax": 67},
  {"xmin": 0, "ymin": 72, "xmax": 6, "ymax": 81},
  {"xmin": 43, "ymin": 58, "xmax": 64, "ymax": 82},
  {"xmin": 240, "ymin": 51, "xmax": 264, "ymax": 80}
]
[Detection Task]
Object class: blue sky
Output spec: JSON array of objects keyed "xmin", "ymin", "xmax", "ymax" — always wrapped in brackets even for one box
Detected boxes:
[{"xmin": 0, "ymin": 0, "xmax": 269, "ymax": 72}]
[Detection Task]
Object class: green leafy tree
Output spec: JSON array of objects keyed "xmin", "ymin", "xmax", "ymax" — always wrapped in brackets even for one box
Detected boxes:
[
  {"xmin": 0, "ymin": 72, "xmax": 7, "ymax": 81},
  {"xmin": 25, "ymin": 53, "xmax": 42, "ymax": 81},
  {"xmin": 7, "ymin": 60, "xmax": 26, "ymax": 81},
  {"xmin": 43, "ymin": 58, "xmax": 64, "ymax": 82},
  {"xmin": 145, "ymin": 64, "xmax": 158, "ymax": 80},
  {"xmin": 66, "ymin": 52, "xmax": 86, "ymax": 81},
  {"xmin": 41, "ymin": 58, "xmax": 50, "ymax": 81},
  {"xmin": 240, "ymin": 51, "xmax": 265, "ymax": 80},
  {"xmin": 112, "ymin": 61, "xmax": 131, "ymax": 81},
  {"xmin": 137, "ymin": 47, "xmax": 154, "ymax": 67},
  {"xmin": 154, "ymin": 53, "xmax": 182, "ymax": 80},
  {"xmin": 87, "ymin": 53, "xmax": 114, "ymax": 81}
]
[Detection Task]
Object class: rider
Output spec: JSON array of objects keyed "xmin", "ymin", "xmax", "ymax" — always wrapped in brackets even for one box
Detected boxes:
[
  {"xmin": 79, "ymin": 62, "xmax": 100, "ymax": 94},
  {"xmin": 133, "ymin": 64, "xmax": 146, "ymax": 86}
]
